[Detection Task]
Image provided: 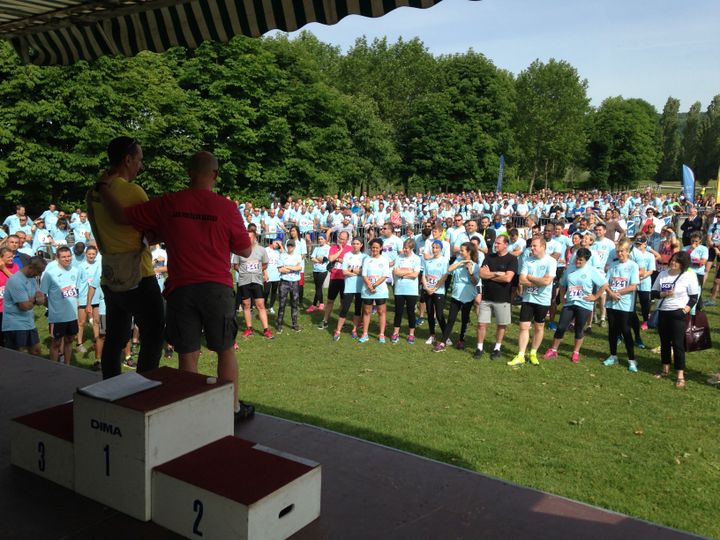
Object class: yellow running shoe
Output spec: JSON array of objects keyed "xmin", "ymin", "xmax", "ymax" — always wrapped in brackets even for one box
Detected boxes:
[
  {"xmin": 529, "ymin": 350, "xmax": 539, "ymax": 365},
  {"xmin": 507, "ymin": 354, "xmax": 525, "ymax": 366}
]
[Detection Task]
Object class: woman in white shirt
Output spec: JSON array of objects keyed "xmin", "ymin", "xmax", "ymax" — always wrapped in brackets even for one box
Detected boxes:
[{"xmin": 651, "ymin": 250, "xmax": 699, "ymax": 388}]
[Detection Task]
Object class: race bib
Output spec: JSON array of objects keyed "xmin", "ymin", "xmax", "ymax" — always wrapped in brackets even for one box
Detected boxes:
[
  {"xmin": 61, "ymin": 285, "xmax": 78, "ymax": 298},
  {"xmin": 610, "ymin": 277, "xmax": 628, "ymax": 291},
  {"xmin": 246, "ymin": 261, "xmax": 261, "ymax": 272},
  {"xmin": 568, "ymin": 285, "xmax": 584, "ymax": 299},
  {"xmin": 334, "ymin": 262, "xmax": 343, "ymax": 270},
  {"xmin": 55, "ymin": 239, "xmax": 67, "ymax": 245},
  {"xmin": 426, "ymin": 274, "xmax": 439, "ymax": 287}
]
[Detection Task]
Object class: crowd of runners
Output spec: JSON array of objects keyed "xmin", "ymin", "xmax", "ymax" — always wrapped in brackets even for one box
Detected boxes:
[{"xmin": 2, "ymin": 186, "xmax": 720, "ymax": 389}]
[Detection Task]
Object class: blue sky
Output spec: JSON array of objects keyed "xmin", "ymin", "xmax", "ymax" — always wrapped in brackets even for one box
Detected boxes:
[{"xmin": 272, "ymin": 0, "xmax": 720, "ymax": 112}]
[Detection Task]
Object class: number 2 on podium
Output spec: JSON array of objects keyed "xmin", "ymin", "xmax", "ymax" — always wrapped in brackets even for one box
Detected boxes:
[{"xmin": 193, "ymin": 499, "xmax": 204, "ymax": 536}]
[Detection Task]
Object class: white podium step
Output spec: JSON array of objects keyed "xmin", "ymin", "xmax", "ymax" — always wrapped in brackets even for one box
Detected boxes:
[
  {"xmin": 73, "ymin": 367, "xmax": 234, "ymax": 521},
  {"xmin": 152, "ymin": 436, "xmax": 321, "ymax": 540},
  {"xmin": 10, "ymin": 402, "xmax": 75, "ymax": 490}
]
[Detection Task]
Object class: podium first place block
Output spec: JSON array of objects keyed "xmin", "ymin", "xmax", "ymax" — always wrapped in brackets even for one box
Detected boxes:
[
  {"xmin": 73, "ymin": 367, "xmax": 234, "ymax": 521},
  {"xmin": 152, "ymin": 436, "xmax": 322, "ymax": 540},
  {"xmin": 10, "ymin": 402, "xmax": 75, "ymax": 490}
]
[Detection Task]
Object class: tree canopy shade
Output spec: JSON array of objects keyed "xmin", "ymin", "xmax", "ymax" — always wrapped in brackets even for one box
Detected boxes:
[{"xmin": 0, "ymin": 0, "xmax": 452, "ymax": 66}]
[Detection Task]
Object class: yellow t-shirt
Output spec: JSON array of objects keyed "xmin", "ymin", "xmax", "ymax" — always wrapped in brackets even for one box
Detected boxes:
[{"xmin": 87, "ymin": 176, "xmax": 154, "ymax": 279}]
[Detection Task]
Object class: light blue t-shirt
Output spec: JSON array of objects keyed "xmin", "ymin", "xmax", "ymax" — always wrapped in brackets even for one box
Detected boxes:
[
  {"xmin": 342, "ymin": 252, "xmax": 366, "ymax": 293},
  {"xmin": 605, "ymin": 259, "xmax": 640, "ymax": 312},
  {"xmin": 423, "ymin": 257, "xmax": 449, "ymax": 295},
  {"xmin": 40, "ymin": 261, "xmax": 80, "ymax": 323},
  {"xmin": 2, "ymin": 272, "xmax": 37, "ymax": 331},
  {"xmin": 590, "ymin": 237, "xmax": 615, "ymax": 270},
  {"xmin": 78, "ymin": 260, "xmax": 102, "ymax": 306},
  {"xmin": 688, "ymin": 245, "xmax": 709, "ymax": 276},
  {"xmin": 311, "ymin": 244, "xmax": 331, "ymax": 273},
  {"xmin": 631, "ymin": 248, "xmax": 656, "ymax": 292},
  {"xmin": 552, "ymin": 235, "xmax": 572, "ymax": 267},
  {"xmin": 361, "ymin": 256, "xmax": 390, "ymax": 299},
  {"xmin": 520, "ymin": 254, "xmax": 557, "ymax": 306},
  {"xmin": 278, "ymin": 252, "xmax": 302, "ymax": 282},
  {"xmin": 560, "ymin": 265, "xmax": 607, "ymax": 311},
  {"xmin": 266, "ymin": 248, "xmax": 281, "ymax": 282},
  {"xmin": 381, "ymin": 235, "xmax": 403, "ymax": 266},
  {"xmin": 451, "ymin": 260, "xmax": 479, "ymax": 303},
  {"xmin": 393, "ymin": 253, "xmax": 421, "ymax": 296}
]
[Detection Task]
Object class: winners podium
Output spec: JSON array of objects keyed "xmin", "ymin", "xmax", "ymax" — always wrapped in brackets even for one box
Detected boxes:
[{"xmin": 10, "ymin": 367, "xmax": 321, "ymax": 539}]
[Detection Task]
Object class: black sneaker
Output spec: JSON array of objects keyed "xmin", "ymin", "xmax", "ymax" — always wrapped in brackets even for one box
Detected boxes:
[
  {"xmin": 276, "ymin": 326, "xmax": 284, "ymax": 334},
  {"xmin": 234, "ymin": 401, "xmax": 255, "ymax": 422},
  {"xmin": 473, "ymin": 348, "xmax": 484, "ymax": 360},
  {"xmin": 91, "ymin": 361, "xmax": 101, "ymax": 372},
  {"xmin": 317, "ymin": 320, "xmax": 328, "ymax": 330},
  {"xmin": 293, "ymin": 325, "xmax": 301, "ymax": 332},
  {"xmin": 123, "ymin": 357, "xmax": 137, "ymax": 369},
  {"xmin": 490, "ymin": 349, "xmax": 502, "ymax": 361},
  {"xmin": 164, "ymin": 347, "xmax": 174, "ymax": 358}
]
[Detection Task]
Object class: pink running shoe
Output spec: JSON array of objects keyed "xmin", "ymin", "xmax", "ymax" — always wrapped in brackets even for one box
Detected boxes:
[
  {"xmin": 242, "ymin": 328, "xmax": 253, "ymax": 338},
  {"xmin": 640, "ymin": 322, "xmax": 648, "ymax": 331},
  {"xmin": 318, "ymin": 303, "xmax": 325, "ymax": 310},
  {"xmin": 544, "ymin": 349, "xmax": 558, "ymax": 360},
  {"xmin": 305, "ymin": 305, "xmax": 317, "ymax": 313},
  {"xmin": 571, "ymin": 351, "xmax": 580, "ymax": 364}
]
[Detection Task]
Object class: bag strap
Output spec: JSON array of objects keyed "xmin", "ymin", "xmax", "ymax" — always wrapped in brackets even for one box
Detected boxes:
[{"xmin": 656, "ymin": 272, "xmax": 683, "ymax": 310}]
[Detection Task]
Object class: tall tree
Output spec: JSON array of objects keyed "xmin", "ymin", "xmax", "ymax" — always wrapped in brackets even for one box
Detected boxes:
[
  {"xmin": 513, "ymin": 59, "xmax": 590, "ymax": 192},
  {"xmin": 682, "ymin": 101, "xmax": 703, "ymax": 172},
  {"xmin": 655, "ymin": 97, "xmax": 682, "ymax": 182},
  {"xmin": 587, "ymin": 97, "xmax": 660, "ymax": 190},
  {"xmin": 697, "ymin": 95, "xmax": 720, "ymax": 184}
]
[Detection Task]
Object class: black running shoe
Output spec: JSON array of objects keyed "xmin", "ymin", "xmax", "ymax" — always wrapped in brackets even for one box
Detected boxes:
[{"xmin": 234, "ymin": 401, "xmax": 255, "ymax": 422}]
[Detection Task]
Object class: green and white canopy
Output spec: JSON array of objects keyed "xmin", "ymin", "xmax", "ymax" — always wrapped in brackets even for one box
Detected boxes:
[{"xmin": 0, "ymin": 0, "xmax": 443, "ymax": 65}]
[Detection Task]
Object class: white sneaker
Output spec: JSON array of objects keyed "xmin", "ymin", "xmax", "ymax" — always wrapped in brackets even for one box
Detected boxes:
[
  {"xmin": 446, "ymin": 338, "xmax": 453, "ymax": 346},
  {"xmin": 425, "ymin": 336, "xmax": 435, "ymax": 345},
  {"xmin": 268, "ymin": 307, "xmax": 275, "ymax": 314}
]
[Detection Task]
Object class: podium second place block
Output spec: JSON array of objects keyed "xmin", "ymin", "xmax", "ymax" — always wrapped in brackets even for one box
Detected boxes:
[
  {"xmin": 152, "ymin": 436, "xmax": 322, "ymax": 540},
  {"xmin": 73, "ymin": 367, "xmax": 234, "ymax": 521}
]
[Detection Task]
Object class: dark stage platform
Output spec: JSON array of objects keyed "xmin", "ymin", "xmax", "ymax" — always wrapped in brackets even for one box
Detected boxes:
[{"xmin": 0, "ymin": 349, "xmax": 700, "ymax": 539}]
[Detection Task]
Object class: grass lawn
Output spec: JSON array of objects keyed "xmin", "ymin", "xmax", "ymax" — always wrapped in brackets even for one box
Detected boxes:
[{"xmin": 40, "ymin": 274, "xmax": 720, "ymax": 538}]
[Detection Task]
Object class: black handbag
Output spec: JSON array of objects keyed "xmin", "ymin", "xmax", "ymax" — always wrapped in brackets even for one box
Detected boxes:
[{"xmin": 685, "ymin": 312, "xmax": 712, "ymax": 352}]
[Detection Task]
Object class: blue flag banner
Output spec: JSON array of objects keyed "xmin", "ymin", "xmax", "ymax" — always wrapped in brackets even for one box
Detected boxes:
[
  {"xmin": 496, "ymin": 155, "xmax": 505, "ymax": 193},
  {"xmin": 626, "ymin": 220, "xmax": 636, "ymax": 238},
  {"xmin": 682, "ymin": 164, "xmax": 695, "ymax": 203}
]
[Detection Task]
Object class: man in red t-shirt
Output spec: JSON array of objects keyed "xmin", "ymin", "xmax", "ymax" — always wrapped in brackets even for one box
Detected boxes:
[
  {"xmin": 318, "ymin": 231, "xmax": 352, "ymax": 330},
  {"xmin": 98, "ymin": 151, "xmax": 254, "ymax": 421}
]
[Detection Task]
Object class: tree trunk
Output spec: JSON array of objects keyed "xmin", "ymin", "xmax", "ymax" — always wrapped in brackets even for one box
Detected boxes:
[
  {"xmin": 543, "ymin": 159, "xmax": 550, "ymax": 190},
  {"xmin": 528, "ymin": 162, "xmax": 538, "ymax": 194}
]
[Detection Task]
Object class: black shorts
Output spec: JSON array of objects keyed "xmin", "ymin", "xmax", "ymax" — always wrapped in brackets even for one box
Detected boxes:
[
  {"xmin": 362, "ymin": 298, "xmax": 387, "ymax": 306},
  {"xmin": 238, "ymin": 282, "xmax": 264, "ymax": 300},
  {"xmin": 4, "ymin": 329, "xmax": 40, "ymax": 350},
  {"xmin": 166, "ymin": 283, "xmax": 237, "ymax": 354},
  {"xmin": 328, "ymin": 279, "xmax": 344, "ymax": 301},
  {"xmin": 554, "ymin": 266, "xmax": 565, "ymax": 285},
  {"xmin": 52, "ymin": 320, "xmax": 79, "ymax": 338},
  {"xmin": 709, "ymin": 246, "xmax": 718, "ymax": 263},
  {"xmin": 519, "ymin": 302, "xmax": 550, "ymax": 323}
]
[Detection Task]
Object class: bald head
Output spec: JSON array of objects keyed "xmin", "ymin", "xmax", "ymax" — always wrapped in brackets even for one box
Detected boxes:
[{"xmin": 188, "ymin": 151, "xmax": 219, "ymax": 188}]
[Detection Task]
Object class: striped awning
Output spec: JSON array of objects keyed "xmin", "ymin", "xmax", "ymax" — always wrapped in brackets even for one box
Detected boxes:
[{"xmin": 0, "ymin": 0, "xmax": 444, "ymax": 66}]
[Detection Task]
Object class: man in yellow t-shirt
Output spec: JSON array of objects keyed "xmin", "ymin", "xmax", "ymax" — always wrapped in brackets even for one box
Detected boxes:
[{"xmin": 86, "ymin": 137, "xmax": 165, "ymax": 379}]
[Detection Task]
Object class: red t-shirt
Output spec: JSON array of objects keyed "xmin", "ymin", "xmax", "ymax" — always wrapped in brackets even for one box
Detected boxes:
[
  {"xmin": 328, "ymin": 244, "xmax": 352, "ymax": 280},
  {"xmin": 124, "ymin": 189, "xmax": 251, "ymax": 296},
  {"xmin": 0, "ymin": 263, "xmax": 19, "ymax": 312}
]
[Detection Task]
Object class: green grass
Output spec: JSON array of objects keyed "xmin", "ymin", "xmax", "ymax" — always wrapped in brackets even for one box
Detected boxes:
[{"xmin": 38, "ymin": 276, "xmax": 720, "ymax": 538}]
